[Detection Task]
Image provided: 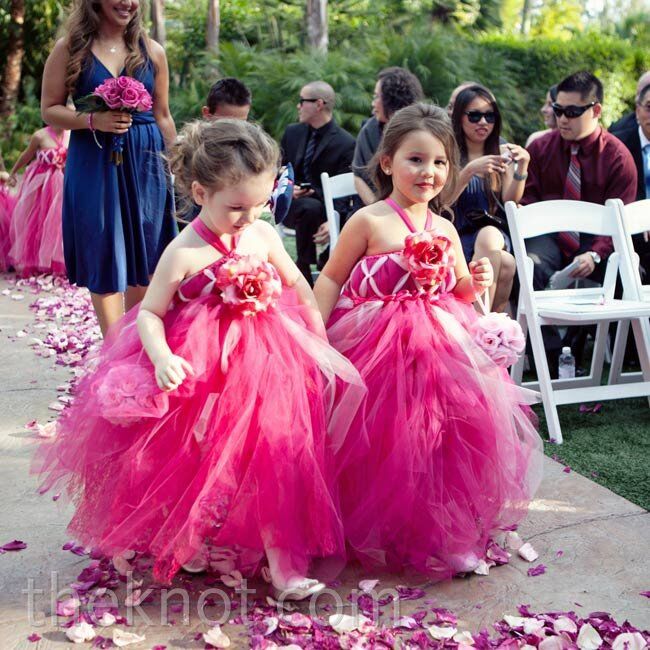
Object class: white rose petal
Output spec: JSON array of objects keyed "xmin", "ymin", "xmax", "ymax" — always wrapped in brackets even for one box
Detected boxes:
[
  {"xmin": 264, "ymin": 616, "xmax": 279, "ymax": 635},
  {"xmin": 473, "ymin": 559, "xmax": 491, "ymax": 575},
  {"xmin": 553, "ymin": 617, "xmax": 578, "ymax": 635},
  {"xmin": 211, "ymin": 559, "xmax": 236, "ymax": 575},
  {"xmin": 428, "ymin": 624, "xmax": 458, "ymax": 640},
  {"xmin": 394, "ymin": 616, "xmax": 418, "ymax": 629},
  {"xmin": 329, "ymin": 614, "xmax": 371, "ymax": 634},
  {"xmin": 611, "ymin": 632, "xmax": 647, "ymax": 650},
  {"xmin": 16, "ymin": 330, "xmax": 27, "ymax": 338},
  {"xmin": 577, "ymin": 623, "xmax": 603, "ymax": 650},
  {"xmin": 220, "ymin": 570, "xmax": 243, "ymax": 588},
  {"xmin": 453, "ymin": 630, "xmax": 475, "ymax": 645},
  {"xmin": 505, "ymin": 531, "xmax": 524, "ymax": 550},
  {"xmin": 539, "ymin": 636, "xmax": 568, "ymax": 650},
  {"xmin": 523, "ymin": 618, "xmax": 546, "ymax": 635},
  {"xmin": 359, "ymin": 579, "xmax": 379, "ymax": 592},
  {"xmin": 65, "ymin": 621, "xmax": 96, "ymax": 643},
  {"xmin": 98, "ymin": 612, "xmax": 117, "ymax": 627},
  {"xmin": 11, "ymin": 294, "xmax": 25, "ymax": 300},
  {"xmin": 203, "ymin": 624, "xmax": 231, "ymax": 648},
  {"xmin": 518, "ymin": 543, "xmax": 539, "ymax": 562},
  {"xmin": 503, "ymin": 615, "xmax": 528, "ymax": 628},
  {"xmin": 112, "ymin": 628, "xmax": 146, "ymax": 647}
]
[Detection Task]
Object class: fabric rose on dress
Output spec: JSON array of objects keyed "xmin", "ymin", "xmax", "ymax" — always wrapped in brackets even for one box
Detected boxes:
[
  {"xmin": 472, "ymin": 312, "xmax": 525, "ymax": 368},
  {"xmin": 403, "ymin": 230, "xmax": 454, "ymax": 292},
  {"xmin": 216, "ymin": 255, "xmax": 282, "ymax": 317},
  {"xmin": 96, "ymin": 363, "xmax": 169, "ymax": 424}
]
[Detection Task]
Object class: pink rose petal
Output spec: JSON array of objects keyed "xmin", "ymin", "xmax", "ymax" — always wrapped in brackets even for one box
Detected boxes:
[
  {"xmin": 527, "ymin": 563, "xmax": 546, "ymax": 577},
  {"xmin": 1, "ymin": 539, "xmax": 27, "ymax": 551},
  {"xmin": 27, "ymin": 633, "xmax": 41, "ymax": 642}
]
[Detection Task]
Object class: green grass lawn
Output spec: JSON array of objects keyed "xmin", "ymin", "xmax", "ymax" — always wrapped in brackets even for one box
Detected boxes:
[
  {"xmin": 273, "ymin": 221, "xmax": 650, "ymax": 511},
  {"xmin": 536, "ymin": 398, "xmax": 650, "ymax": 511}
]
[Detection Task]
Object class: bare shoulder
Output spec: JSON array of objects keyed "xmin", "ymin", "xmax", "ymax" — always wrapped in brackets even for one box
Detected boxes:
[
  {"xmin": 147, "ymin": 39, "xmax": 166, "ymax": 61},
  {"xmin": 431, "ymin": 214, "xmax": 458, "ymax": 238},
  {"xmin": 48, "ymin": 37, "xmax": 70, "ymax": 63}
]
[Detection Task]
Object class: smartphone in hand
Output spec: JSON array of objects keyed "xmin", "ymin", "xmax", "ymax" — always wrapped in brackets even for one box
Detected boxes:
[{"xmin": 299, "ymin": 182, "xmax": 312, "ymax": 190}]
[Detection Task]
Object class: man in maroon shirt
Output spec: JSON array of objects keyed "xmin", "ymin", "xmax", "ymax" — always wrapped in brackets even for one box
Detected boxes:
[{"xmin": 521, "ymin": 71, "xmax": 637, "ymax": 374}]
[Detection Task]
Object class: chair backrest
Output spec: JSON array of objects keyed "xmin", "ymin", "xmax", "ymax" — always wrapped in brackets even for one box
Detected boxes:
[
  {"xmin": 505, "ymin": 199, "xmax": 635, "ymax": 302},
  {"xmin": 320, "ymin": 172, "xmax": 356, "ymax": 250},
  {"xmin": 607, "ymin": 198, "xmax": 650, "ymax": 300}
]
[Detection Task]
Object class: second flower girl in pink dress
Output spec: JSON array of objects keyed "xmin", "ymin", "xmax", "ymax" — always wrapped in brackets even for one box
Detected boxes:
[
  {"xmin": 8, "ymin": 125, "xmax": 68, "ymax": 276},
  {"xmin": 33, "ymin": 119, "xmax": 364, "ymax": 598},
  {"xmin": 315, "ymin": 103, "xmax": 543, "ymax": 581}
]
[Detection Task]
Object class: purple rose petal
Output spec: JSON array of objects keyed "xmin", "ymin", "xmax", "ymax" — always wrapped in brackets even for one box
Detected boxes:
[
  {"xmin": 527, "ymin": 563, "xmax": 547, "ymax": 577},
  {"xmin": 1, "ymin": 540, "xmax": 27, "ymax": 551}
]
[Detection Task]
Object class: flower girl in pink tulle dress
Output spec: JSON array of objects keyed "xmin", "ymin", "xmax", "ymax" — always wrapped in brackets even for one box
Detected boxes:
[
  {"xmin": 314, "ymin": 103, "xmax": 543, "ymax": 581},
  {"xmin": 33, "ymin": 119, "xmax": 364, "ymax": 598},
  {"xmin": 8, "ymin": 125, "xmax": 68, "ymax": 276},
  {"xmin": 0, "ymin": 162, "xmax": 16, "ymax": 272}
]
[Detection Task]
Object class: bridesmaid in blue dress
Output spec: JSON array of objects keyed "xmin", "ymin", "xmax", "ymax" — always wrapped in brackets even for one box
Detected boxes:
[{"xmin": 40, "ymin": 0, "xmax": 177, "ymax": 335}]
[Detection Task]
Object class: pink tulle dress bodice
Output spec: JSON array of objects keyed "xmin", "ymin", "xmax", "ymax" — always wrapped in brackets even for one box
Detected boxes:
[
  {"xmin": 33, "ymin": 217, "xmax": 364, "ymax": 584},
  {"xmin": 8, "ymin": 127, "xmax": 68, "ymax": 276},
  {"xmin": 328, "ymin": 197, "xmax": 542, "ymax": 581}
]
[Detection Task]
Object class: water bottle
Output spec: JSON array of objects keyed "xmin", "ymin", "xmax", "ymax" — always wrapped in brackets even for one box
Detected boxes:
[{"xmin": 558, "ymin": 346, "xmax": 575, "ymax": 379}]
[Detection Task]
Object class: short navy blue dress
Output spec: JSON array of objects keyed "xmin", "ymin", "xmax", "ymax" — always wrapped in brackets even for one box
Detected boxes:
[
  {"xmin": 63, "ymin": 52, "xmax": 177, "ymax": 293},
  {"xmin": 453, "ymin": 175, "xmax": 510, "ymax": 262}
]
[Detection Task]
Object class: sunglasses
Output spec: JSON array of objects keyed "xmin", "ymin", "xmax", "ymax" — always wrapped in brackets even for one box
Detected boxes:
[
  {"xmin": 551, "ymin": 102, "xmax": 596, "ymax": 118},
  {"xmin": 298, "ymin": 97, "xmax": 320, "ymax": 105},
  {"xmin": 465, "ymin": 110, "xmax": 496, "ymax": 124}
]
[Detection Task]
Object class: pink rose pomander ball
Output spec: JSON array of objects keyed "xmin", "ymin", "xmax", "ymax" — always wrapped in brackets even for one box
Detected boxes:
[{"xmin": 472, "ymin": 311, "xmax": 526, "ymax": 368}]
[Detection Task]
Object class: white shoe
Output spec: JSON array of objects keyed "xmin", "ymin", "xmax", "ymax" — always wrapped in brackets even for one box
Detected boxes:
[{"xmin": 271, "ymin": 577, "xmax": 326, "ymax": 601}]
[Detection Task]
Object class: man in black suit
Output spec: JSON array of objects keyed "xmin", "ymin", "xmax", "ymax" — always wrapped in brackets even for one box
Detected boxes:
[
  {"xmin": 612, "ymin": 82, "xmax": 650, "ymax": 280},
  {"xmin": 280, "ymin": 81, "xmax": 355, "ymax": 284},
  {"xmin": 609, "ymin": 70, "xmax": 650, "ymax": 133}
]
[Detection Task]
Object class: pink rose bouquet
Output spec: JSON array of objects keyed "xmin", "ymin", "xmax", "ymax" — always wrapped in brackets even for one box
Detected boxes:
[
  {"xmin": 471, "ymin": 311, "xmax": 526, "ymax": 368},
  {"xmin": 403, "ymin": 230, "xmax": 455, "ymax": 292},
  {"xmin": 96, "ymin": 364, "xmax": 169, "ymax": 424},
  {"xmin": 76, "ymin": 76, "xmax": 153, "ymax": 165},
  {"xmin": 216, "ymin": 255, "xmax": 282, "ymax": 317}
]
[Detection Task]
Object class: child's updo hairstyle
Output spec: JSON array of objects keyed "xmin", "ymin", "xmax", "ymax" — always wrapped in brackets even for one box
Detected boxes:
[
  {"xmin": 169, "ymin": 119, "xmax": 280, "ymax": 214},
  {"xmin": 370, "ymin": 103, "xmax": 460, "ymax": 217}
]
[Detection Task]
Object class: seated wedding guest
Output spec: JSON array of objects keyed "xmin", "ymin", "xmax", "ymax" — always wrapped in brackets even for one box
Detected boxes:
[
  {"xmin": 201, "ymin": 77, "xmax": 251, "ymax": 121},
  {"xmin": 280, "ymin": 81, "xmax": 355, "ymax": 284},
  {"xmin": 526, "ymin": 84, "xmax": 558, "ymax": 147},
  {"xmin": 449, "ymin": 84, "xmax": 528, "ymax": 313},
  {"xmin": 522, "ymin": 71, "xmax": 637, "ymax": 375},
  {"xmin": 609, "ymin": 70, "xmax": 650, "ymax": 133},
  {"xmin": 612, "ymin": 82, "xmax": 650, "ymax": 281},
  {"xmin": 352, "ymin": 67, "xmax": 424, "ymax": 205}
]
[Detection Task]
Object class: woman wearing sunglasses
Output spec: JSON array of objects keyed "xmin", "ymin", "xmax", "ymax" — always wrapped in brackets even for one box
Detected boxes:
[{"xmin": 449, "ymin": 84, "xmax": 529, "ymax": 312}]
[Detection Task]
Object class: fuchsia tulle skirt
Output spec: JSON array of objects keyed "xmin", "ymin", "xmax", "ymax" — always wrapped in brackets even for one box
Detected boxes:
[
  {"xmin": 328, "ymin": 292, "xmax": 543, "ymax": 580},
  {"xmin": 32, "ymin": 290, "xmax": 364, "ymax": 584}
]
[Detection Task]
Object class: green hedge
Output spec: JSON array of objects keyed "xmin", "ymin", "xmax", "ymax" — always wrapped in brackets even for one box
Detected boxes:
[{"xmin": 3, "ymin": 25, "xmax": 648, "ymax": 166}]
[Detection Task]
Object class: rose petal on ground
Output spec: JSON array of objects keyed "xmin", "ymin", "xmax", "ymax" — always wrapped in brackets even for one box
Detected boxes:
[
  {"xmin": 563, "ymin": 466, "xmax": 571, "ymax": 473},
  {"xmin": 428, "ymin": 624, "xmax": 458, "ymax": 639},
  {"xmin": 473, "ymin": 559, "xmax": 491, "ymax": 575},
  {"xmin": 505, "ymin": 531, "xmax": 524, "ymax": 550},
  {"xmin": 98, "ymin": 612, "xmax": 116, "ymax": 627},
  {"xmin": 577, "ymin": 623, "xmax": 603, "ymax": 650},
  {"xmin": 56, "ymin": 596, "xmax": 80, "ymax": 617},
  {"xmin": 220, "ymin": 570, "xmax": 243, "ymax": 588},
  {"xmin": 48, "ymin": 401, "xmax": 64, "ymax": 412},
  {"xmin": 37, "ymin": 422, "xmax": 57, "ymax": 438},
  {"xmin": 503, "ymin": 615, "xmax": 527, "ymax": 628},
  {"xmin": 1, "ymin": 540, "xmax": 27, "ymax": 551},
  {"xmin": 639, "ymin": 591, "xmax": 650, "ymax": 598},
  {"xmin": 394, "ymin": 616, "xmax": 419, "ymax": 629},
  {"xmin": 203, "ymin": 624, "xmax": 231, "ymax": 648},
  {"xmin": 66, "ymin": 621, "xmax": 96, "ymax": 643},
  {"xmin": 553, "ymin": 617, "xmax": 578, "ymax": 635},
  {"xmin": 453, "ymin": 631, "xmax": 475, "ymax": 645},
  {"xmin": 518, "ymin": 543, "xmax": 539, "ymax": 562},
  {"xmin": 329, "ymin": 614, "xmax": 371, "ymax": 634},
  {"xmin": 611, "ymin": 632, "xmax": 647, "ymax": 650},
  {"xmin": 263, "ymin": 616, "xmax": 279, "ymax": 635},
  {"xmin": 112, "ymin": 629, "xmax": 146, "ymax": 647},
  {"xmin": 527, "ymin": 564, "xmax": 547, "ymax": 577},
  {"xmin": 27, "ymin": 633, "xmax": 41, "ymax": 642},
  {"xmin": 539, "ymin": 636, "xmax": 568, "ymax": 650},
  {"xmin": 112, "ymin": 555, "xmax": 132, "ymax": 576},
  {"xmin": 359, "ymin": 579, "xmax": 379, "ymax": 592},
  {"xmin": 523, "ymin": 618, "xmax": 545, "ymax": 635}
]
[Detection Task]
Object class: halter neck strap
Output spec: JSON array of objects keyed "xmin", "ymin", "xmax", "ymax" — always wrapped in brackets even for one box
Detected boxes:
[
  {"xmin": 45, "ymin": 126, "xmax": 63, "ymax": 146},
  {"xmin": 385, "ymin": 197, "xmax": 432, "ymax": 233},
  {"xmin": 192, "ymin": 218, "xmax": 236, "ymax": 256}
]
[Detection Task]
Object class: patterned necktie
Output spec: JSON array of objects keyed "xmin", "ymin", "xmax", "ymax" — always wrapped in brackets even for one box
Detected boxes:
[
  {"xmin": 643, "ymin": 144, "xmax": 650, "ymax": 199},
  {"xmin": 558, "ymin": 143, "xmax": 581, "ymax": 257},
  {"xmin": 302, "ymin": 129, "xmax": 317, "ymax": 184}
]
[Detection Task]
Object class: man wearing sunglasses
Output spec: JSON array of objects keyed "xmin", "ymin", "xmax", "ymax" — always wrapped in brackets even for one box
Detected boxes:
[
  {"xmin": 280, "ymin": 81, "xmax": 356, "ymax": 284},
  {"xmin": 521, "ymin": 71, "xmax": 637, "ymax": 376}
]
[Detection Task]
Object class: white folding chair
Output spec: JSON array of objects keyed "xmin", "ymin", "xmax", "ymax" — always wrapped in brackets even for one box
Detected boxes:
[
  {"xmin": 506, "ymin": 199, "xmax": 650, "ymax": 443},
  {"xmin": 607, "ymin": 198, "xmax": 650, "ymax": 387},
  {"xmin": 320, "ymin": 172, "xmax": 356, "ymax": 251}
]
